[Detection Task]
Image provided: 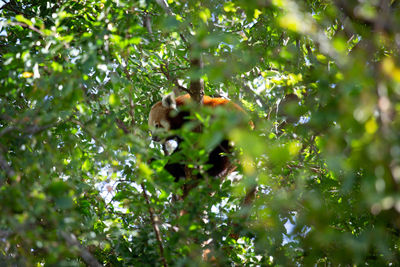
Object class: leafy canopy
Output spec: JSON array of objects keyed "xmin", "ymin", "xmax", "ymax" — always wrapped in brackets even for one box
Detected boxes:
[{"xmin": 1, "ymin": 0, "xmax": 400, "ymax": 265}]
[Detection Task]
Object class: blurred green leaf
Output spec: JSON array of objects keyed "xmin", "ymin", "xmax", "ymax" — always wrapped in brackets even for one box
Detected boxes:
[{"xmin": 1, "ymin": 0, "xmax": 400, "ymax": 265}]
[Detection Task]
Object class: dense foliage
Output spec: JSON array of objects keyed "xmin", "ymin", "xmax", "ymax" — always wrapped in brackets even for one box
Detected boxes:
[{"xmin": 2, "ymin": 0, "xmax": 400, "ymax": 265}]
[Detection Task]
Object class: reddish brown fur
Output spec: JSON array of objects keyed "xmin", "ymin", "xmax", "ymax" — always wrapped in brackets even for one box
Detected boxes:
[
  {"xmin": 148, "ymin": 94, "xmax": 252, "ymax": 183},
  {"xmin": 149, "ymin": 94, "xmax": 253, "ymax": 130},
  {"xmin": 176, "ymin": 95, "xmax": 253, "ymax": 129},
  {"xmin": 175, "ymin": 94, "xmax": 243, "ymax": 111}
]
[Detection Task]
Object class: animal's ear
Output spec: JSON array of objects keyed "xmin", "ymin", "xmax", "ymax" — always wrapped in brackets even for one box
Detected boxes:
[{"xmin": 162, "ymin": 92, "xmax": 177, "ymax": 110}]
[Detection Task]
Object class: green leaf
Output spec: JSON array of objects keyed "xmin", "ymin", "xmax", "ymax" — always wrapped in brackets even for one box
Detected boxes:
[
  {"xmin": 15, "ymin": 15, "xmax": 32, "ymax": 26},
  {"xmin": 109, "ymin": 93, "xmax": 120, "ymax": 107}
]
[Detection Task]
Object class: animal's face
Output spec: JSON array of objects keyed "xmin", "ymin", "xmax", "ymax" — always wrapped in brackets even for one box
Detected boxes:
[
  {"xmin": 148, "ymin": 102, "xmax": 172, "ymax": 131},
  {"xmin": 148, "ymin": 93, "xmax": 178, "ymax": 140}
]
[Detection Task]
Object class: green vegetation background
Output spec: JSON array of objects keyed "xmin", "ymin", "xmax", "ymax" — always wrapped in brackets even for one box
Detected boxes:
[{"xmin": 1, "ymin": 0, "xmax": 400, "ymax": 265}]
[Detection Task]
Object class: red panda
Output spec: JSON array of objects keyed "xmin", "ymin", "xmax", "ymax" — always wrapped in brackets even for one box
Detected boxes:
[{"xmin": 148, "ymin": 93, "xmax": 250, "ymax": 183}]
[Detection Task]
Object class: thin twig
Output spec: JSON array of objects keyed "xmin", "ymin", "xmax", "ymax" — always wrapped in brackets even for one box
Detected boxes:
[
  {"xmin": 155, "ymin": 0, "xmax": 173, "ymax": 15},
  {"xmin": 115, "ymin": 118, "xmax": 130, "ymax": 134},
  {"xmin": 154, "ymin": 67, "xmax": 190, "ymax": 74},
  {"xmin": 9, "ymin": 22, "xmax": 44, "ymax": 35},
  {"xmin": 128, "ymin": 92, "xmax": 135, "ymax": 127},
  {"xmin": 71, "ymin": 119, "xmax": 104, "ymax": 146},
  {"xmin": 141, "ymin": 183, "xmax": 168, "ymax": 267},
  {"xmin": 160, "ymin": 63, "xmax": 190, "ymax": 94},
  {"xmin": 154, "ymin": 0, "xmax": 187, "ymax": 44},
  {"xmin": 238, "ymin": 78, "xmax": 269, "ymax": 110}
]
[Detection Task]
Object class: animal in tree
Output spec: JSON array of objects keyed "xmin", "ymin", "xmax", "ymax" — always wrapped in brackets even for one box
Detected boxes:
[{"xmin": 148, "ymin": 93, "xmax": 250, "ymax": 185}]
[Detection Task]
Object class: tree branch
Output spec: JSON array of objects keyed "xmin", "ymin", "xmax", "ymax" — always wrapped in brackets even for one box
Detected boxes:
[
  {"xmin": 333, "ymin": 0, "xmax": 395, "ymax": 34},
  {"xmin": 0, "ymin": 122, "xmax": 55, "ymax": 139},
  {"xmin": 0, "ymin": 126, "xmax": 17, "ymax": 138},
  {"xmin": 160, "ymin": 63, "xmax": 190, "ymax": 94},
  {"xmin": 143, "ymin": 12, "xmax": 155, "ymax": 41},
  {"xmin": 154, "ymin": 0, "xmax": 187, "ymax": 44},
  {"xmin": 115, "ymin": 118, "xmax": 130, "ymax": 134},
  {"xmin": 0, "ymin": 0, "xmax": 23, "ymax": 15},
  {"xmin": 0, "ymin": 229, "xmax": 11, "ymax": 238},
  {"xmin": 237, "ymin": 77, "xmax": 269, "ymax": 111},
  {"xmin": 141, "ymin": 183, "xmax": 168, "ymax": 267},
  {"xmin": 155, "ymin": 0, "xmax": 173, "ymax": 15},
  {"xmin": 9, "ymin": 22, "xmax": 44, "ymax": 35},
  {"xmin": 188, "ymin": 57, "xmax": 204, "ymax": 104},
  {"xmin": 60, "ymin": 231, "xmax": 102, "ymax": 267}
]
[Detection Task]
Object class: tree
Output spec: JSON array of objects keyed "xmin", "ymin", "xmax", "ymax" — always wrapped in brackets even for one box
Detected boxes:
[{"xmin": 1, "ymin": 0, "xmax": 400, "ymax": 265}]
